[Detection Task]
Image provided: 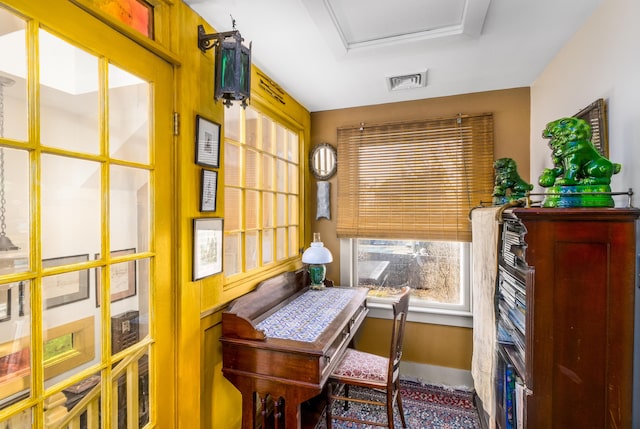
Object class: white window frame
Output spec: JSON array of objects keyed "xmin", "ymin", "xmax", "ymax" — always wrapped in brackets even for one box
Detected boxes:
[{"xmin": 340, "ymin": 239, "xmax": 473, "ymax": 328}]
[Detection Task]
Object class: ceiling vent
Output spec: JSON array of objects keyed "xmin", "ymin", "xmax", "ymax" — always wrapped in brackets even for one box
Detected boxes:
[{"xmin": 386, "ymin": 71, "xmax": 428, "ymax": 91}]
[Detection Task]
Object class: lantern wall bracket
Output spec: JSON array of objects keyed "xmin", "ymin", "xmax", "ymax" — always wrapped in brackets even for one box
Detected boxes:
[{"xmin": 198, "ymin": 25, "xmax": 239, "ymax": 53}]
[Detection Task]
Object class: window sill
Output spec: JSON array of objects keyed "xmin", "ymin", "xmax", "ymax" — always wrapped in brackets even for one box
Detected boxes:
[{"xmin": 365, "ymin": 299, "xmax": 473, "ymax": 328}]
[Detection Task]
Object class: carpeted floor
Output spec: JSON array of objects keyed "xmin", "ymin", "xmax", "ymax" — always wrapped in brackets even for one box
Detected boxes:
[{"xmin": 316, "ymin": 380, "xmax": 482, "ymax": 429}]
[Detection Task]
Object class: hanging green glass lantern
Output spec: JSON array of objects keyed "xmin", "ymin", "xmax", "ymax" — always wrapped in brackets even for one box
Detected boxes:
[{"xmin": 198, "ymin": 20, "xmax": 252, "ymax": 108}]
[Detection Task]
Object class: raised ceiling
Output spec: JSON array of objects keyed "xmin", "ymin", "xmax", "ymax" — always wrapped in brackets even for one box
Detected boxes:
[{"xmin": 185, "ymin": 0, "xmax": 604, "ymax": 112}]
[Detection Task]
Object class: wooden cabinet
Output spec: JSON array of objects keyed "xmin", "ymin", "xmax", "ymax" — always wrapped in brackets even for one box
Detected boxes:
[{"xmin": 495, "ymin": 208, "xmax": 639, "ymax": 429}]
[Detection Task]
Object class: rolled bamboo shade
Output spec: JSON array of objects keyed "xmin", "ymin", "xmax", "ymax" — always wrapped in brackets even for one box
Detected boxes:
[{"xmin": 336, "ymin": 114, "xmax": 494, "ymax": 242}]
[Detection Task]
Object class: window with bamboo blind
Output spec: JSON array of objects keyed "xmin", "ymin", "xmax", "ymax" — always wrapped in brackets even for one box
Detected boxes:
[
  {"xmin": 337, "ymin": 114, "xmax": 494, "ymax": 310},
  {"xmin": 337, "ymin": 113, "xmax": 494, "ymax": 242},
  {"xmin": 223, "ymin": 104, "xmax": 300, "ymax": 277}
]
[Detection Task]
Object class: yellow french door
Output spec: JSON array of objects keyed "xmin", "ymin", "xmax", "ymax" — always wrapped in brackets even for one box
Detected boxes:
[{"xmin": 0, "ymin": 0, "xmax": 174, "ymax": 427}]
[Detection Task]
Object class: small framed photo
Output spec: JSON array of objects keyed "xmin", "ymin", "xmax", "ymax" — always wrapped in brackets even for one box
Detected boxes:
[
  {"xmin": 200, "ymin": 169, "xmax": 218, "ymax": 212},
  {"xmin": 193, "ymin": 218, "xmax": 223, "ymax": 281},
  {"xmin": 195, "ymin": 115, "xmax": 220, "ymax": 168}
]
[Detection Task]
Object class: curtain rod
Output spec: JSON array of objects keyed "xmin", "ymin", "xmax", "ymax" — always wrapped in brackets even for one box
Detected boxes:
[{"xmin": 337, "ymin": 112, "xmax": 492, "ymax": 132}]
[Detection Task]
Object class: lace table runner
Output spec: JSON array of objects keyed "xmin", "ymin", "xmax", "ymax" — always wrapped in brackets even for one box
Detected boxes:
[{"xmin": 256, "ymin": 288, "xmax": 358, "ymax": 343}]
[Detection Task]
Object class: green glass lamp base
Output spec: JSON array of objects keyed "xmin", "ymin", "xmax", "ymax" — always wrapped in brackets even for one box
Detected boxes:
[
  {"xmin": 308, "ymin": 264, "xmax": 326, "ymax": 290},
  {"xmin": 542, "ymin": 185, "xmax": 615, "ymax": 208}
]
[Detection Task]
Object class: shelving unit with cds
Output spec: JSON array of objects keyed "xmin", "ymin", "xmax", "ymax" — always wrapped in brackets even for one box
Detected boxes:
[
  {"xmin": 495, "ymin": 215, "xmax": 530, "ymax": 429},
  {"xmin": 493, "ymin": 208, "xmax": 639, "ymax": 429}
]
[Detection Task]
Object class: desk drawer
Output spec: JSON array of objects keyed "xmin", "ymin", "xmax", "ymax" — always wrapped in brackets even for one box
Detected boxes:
[{"xmin": 321, "ymin": 303, "xmax": 368, "ymax": 378}]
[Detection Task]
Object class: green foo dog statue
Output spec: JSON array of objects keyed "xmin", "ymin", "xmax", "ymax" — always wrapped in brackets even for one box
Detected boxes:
[
  {"xmin": 538, "ymin": 117, "xmax": 621, "ymax": 207},
  {"xmin": 492, "ymin": 158, "xmax": 533, "ymax": 205}
]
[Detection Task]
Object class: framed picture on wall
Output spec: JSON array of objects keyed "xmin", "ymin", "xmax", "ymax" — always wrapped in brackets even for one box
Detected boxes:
[
  {"xmin": 575, "ymin": 98, "xmax": 608, "ymax": 158},
  {"xmin": 42, "ymin": 254, "xmax": 90, "ymax": 309},
  {"xmin": 94, "ymin": 248, "xmax": 137, "ymax": 307},
  {"xmin": 195, "ymin": 115, "xmax": 220, "ymax": 168},
  {"xmin": 200, "ymin": 169, "xmax": 218, "ymax": 212},
  {"xmin": 192, "ymin": 218, "xmax": 223, "ymax": 280}
]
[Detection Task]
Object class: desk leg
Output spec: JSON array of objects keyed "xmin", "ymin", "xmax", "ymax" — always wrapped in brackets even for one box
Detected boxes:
[
  {"xmin": 283, "ymin": 397, "xmax": 302, "ymax": 429},
  {"xmin": 240, "ymin": 390, "xmax": 256, "ymax": 429}
]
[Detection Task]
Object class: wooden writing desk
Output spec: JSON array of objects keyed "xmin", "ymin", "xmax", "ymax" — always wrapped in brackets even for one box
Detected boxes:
[{"xmin": 220, "ymin": 271, "xmax": 368, "ymax": 428}]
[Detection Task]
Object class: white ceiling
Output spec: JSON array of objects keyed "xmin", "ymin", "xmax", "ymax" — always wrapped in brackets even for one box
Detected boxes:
[{"xmin": 185, "ymin": 0, "xmax": 604, "ymax": 112}]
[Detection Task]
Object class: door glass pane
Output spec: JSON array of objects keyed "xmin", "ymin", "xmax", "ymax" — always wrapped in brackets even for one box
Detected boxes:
[
  {"xmin": 112, "ymin": 349, "xmax": 149, "ymax": 429},
  {"xmin": 42, "ymin": 281, "xmax": 100, "ymax": 389},
  {"xmin": 110, "ymin": 306, "xmax": 141, "ymax": 356},
  {"xmin": 0, "ymin": 148, "xmax": 29, "ymax": 275},
  {"xmin": 109, "ymin": 64, "xmax": 149, "ymax": 164},
  {"xmin": 42, "ymin": 256, "xmax": 90, "ymax": 309},
  {"xmin": 53, "ymin": 372, "xmax": 101, "ymax": 427},
  {"xmin": 0, "ymin": 281, "xmax": 30, "ymax": 408},
  {"xmin": 103, "ymin": 253, "xmax": 149, "ymax": 354},
  {"xmin": 41, "ymin": 155, "xmax": 100, "ymax": 263},
  {"xmin": 0, "ymin": 407, "xmax": 32, "ymax": 426},
  {"xmin": 0, "ymin": 7, "xmax": 27, "ymax": 142},
  {"xmin": 39, "ymin": 29, "xmax": 99, "ymax": 154},
  {"xmin": 110, "ymin": 165, "xmax": 150, "ymax": 253},
  {"xmin": 135, "ymin": 258, "xmax": 150, "ymax": 340}
]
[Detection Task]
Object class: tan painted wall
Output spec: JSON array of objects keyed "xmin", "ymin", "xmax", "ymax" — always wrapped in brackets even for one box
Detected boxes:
[
  {"xmin": 358, "ymin": 319, "xmax": 473, "ymax": 370},
  {"xmin": 309, "ymin": 88, "xmax": 530, "ymax": 371}
]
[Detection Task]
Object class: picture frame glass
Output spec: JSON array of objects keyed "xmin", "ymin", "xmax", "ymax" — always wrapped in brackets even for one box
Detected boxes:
[
  {"xmin": 196, "ymin": 115, "xmax": 221, "ymax": 168},
  {"xmin": 193, "ymin": 218, "xmax": 223, "ymax": 280},
  {"xmin": 200, "ymin": 169, "xmax": 218, "ymax": 212}
]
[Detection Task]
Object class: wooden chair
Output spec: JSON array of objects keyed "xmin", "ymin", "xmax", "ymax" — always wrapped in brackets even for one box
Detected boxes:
[{"xmin": 325, "ymin": 286, "xmax": 411, "ymax": 429}]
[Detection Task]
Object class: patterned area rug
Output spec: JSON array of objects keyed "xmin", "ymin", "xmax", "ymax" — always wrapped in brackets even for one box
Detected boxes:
[{"xmin": 316, "ymin": 380, "xmax": 481, "ymax": 429}]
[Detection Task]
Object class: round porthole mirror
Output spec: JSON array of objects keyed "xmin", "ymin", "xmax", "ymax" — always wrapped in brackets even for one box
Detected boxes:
[{"xmin": 310, "ymin": 143, "xmax": 337, "ymax": 180}]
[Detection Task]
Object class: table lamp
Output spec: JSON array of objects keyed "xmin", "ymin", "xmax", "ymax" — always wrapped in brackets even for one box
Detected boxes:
[{"xmin": 301, "ymin": 233, "xmax": 333, "ymax": 289}]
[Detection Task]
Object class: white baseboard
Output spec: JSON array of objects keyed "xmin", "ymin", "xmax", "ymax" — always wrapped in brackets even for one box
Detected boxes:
[{"xmin": 400, "ymin": 361, "xmax": 474, "ymax": 391}]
